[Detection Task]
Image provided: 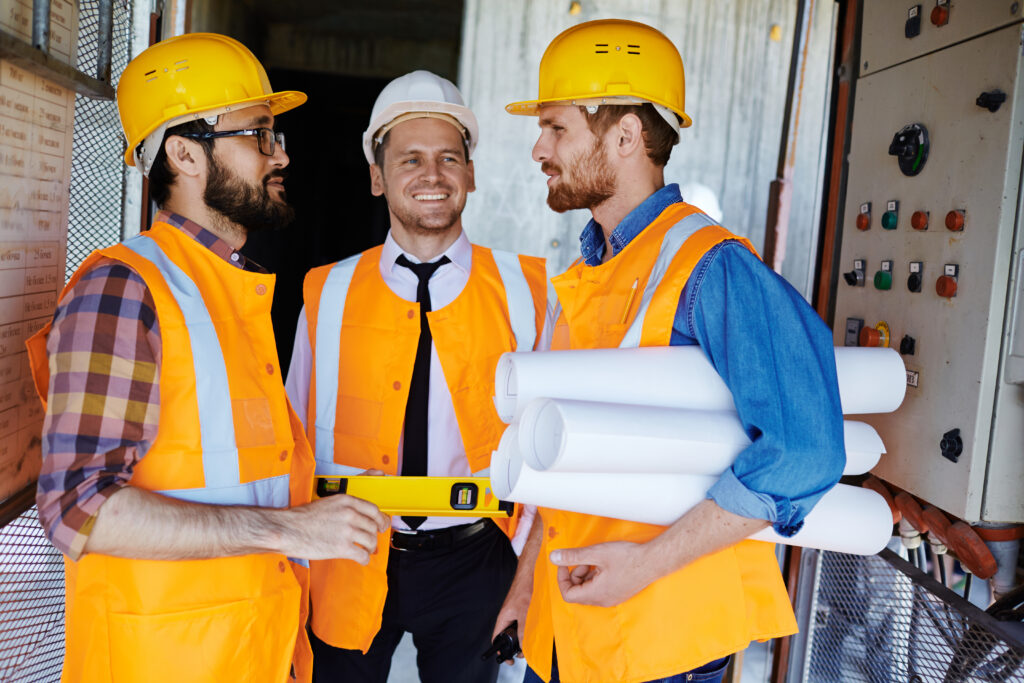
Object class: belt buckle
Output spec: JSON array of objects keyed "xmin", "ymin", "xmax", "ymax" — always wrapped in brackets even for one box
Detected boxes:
[{"xmin": 390, "ymin": 529, "xmax": 419, "ymax": 552}]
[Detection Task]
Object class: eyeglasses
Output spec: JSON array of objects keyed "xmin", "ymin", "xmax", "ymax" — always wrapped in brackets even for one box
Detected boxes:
[{"xmin": 178, "ymin": 127, "xmax": 285, "ymax": 156}]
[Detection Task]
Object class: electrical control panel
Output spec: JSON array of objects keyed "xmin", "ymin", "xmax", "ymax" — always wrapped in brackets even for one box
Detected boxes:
[
  {"xmin": 833, "ymin": 3, "xmax": 1024, "ymax": 522},
  {"xmin": 859, "ymin": 0, "xmax": 1023, "ymax": 76}
]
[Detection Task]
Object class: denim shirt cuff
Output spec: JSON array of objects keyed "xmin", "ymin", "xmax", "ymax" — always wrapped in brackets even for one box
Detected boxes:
[{"xmin": 708, "ymin": 471, "xmax": 805, "ymax": 538}]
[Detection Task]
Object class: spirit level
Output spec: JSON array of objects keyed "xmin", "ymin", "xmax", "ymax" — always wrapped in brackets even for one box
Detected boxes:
[{"xmin": 314, "ymin": 476, "xmax": 515, "ymax": 518}]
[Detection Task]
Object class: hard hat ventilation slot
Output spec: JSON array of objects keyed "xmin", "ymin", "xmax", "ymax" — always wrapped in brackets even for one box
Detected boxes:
[
  {"xmin": 627, "ymin": 44, "xmax": 640, "ymax": 54},
  {"xmin": 594, "ymin": 43, "xmax": 609, "ymax": 53},
  {"xmin": 174, "ymin": 59, "xmax": 189, "ymax": 72},
  {"xmin": 144, "ymin": 69, "xmax": 157, "ymax": 83}
]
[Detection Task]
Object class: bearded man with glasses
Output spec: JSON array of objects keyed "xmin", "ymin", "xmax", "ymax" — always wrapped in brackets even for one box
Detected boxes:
[{"xmin": 26, "ymin": 33, "xmax": 389, "ymax": 683}]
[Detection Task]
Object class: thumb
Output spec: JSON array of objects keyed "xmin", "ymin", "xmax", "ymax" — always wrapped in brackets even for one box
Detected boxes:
[{"xmin": 549, "ymin": 545, "xmax": 596, "ymax": 566}]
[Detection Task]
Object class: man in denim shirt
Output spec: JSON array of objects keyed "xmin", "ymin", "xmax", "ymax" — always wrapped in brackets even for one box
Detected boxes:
[{"xmin": 493, "ymin": 19, "xmax": 845, "ymax": 683}]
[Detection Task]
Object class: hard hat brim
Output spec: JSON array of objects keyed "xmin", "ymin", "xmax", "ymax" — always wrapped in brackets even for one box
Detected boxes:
[
  {"xmin": 123, "ymin": 89, "xmax": 308, "ymax": 167},
  {"xmin": 505, "ymin": 95, "xmax": 692, "ymax": 128}
]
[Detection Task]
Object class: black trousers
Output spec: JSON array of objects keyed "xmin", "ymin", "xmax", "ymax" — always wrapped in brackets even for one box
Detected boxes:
[{"xmin": 311, "ymin": 520, "xmax": 517, "ymax": 683}]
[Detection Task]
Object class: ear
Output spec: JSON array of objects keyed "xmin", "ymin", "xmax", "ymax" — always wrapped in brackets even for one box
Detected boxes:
[
  {"xmin": 369, "ymin": 164, "xmax": 385, "ymax": 197},
  {"xmin": 466, "ymin": 159, "xmax": 476, "ymax": 194},
  {"xmin": 614, "ymin": 113, "xmax": 644, "ymax": 158},
  {"xmin": 163, "ymin": 135, "xmax": 205, "ymax": 179}
]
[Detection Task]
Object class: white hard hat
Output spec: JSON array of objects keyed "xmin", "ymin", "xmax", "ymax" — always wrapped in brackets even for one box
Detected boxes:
[{"xmin": 362, "ymin": 70, "xmax": 479, "ymax": 165}]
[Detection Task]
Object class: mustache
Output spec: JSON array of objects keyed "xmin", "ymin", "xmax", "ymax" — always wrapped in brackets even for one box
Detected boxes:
[
  {"xmin": 541, "ymin": 161, "xmax": 561, "ymax": 175},
  {"xmin": 264, "ymin": 169, "xmax": 288, "ymax": 183}
]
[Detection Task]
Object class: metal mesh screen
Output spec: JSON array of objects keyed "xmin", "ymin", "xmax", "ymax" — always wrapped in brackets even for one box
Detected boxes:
[
  {"xmin": 804, "ymin": 549, "xmax": 1024, "ymax": 682},
  {"xmin": 0, "ymin": 2, "xmax": 134, "ymax": 681},
  {"xmin": 65, "ymin": 0, "xmax": 134, "ymax": 279},
  {"xmin": 0, "ymin": 506, "xmax": 64, "ymax": 682}
]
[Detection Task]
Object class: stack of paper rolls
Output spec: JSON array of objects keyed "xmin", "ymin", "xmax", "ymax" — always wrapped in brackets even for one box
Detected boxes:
[{"xmin": 490, "ymin": 346, "xmax": 906, "ymax": 556}]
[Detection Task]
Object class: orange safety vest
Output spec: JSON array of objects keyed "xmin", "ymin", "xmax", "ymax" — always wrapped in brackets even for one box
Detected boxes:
[
  {"xmin": 525, "ymin": 203, "xmax": 797, "ymax": 683},
  {"xmin": 25, "ymin": 220, "xmax": 316, "ymax": 683},
  {"xmin": 302, "ymin": 243, "xmax": 547, "ymax": 651}
]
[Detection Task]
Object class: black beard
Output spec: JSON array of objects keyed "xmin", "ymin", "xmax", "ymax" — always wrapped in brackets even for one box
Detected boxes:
[{"xmin": 203, "ymin": 157, "xmax": 295, "ymax": 233}]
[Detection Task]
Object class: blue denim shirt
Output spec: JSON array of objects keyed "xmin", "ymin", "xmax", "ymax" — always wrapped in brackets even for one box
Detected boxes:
[{"xmin": 579, "ymin": 184, "xmax": 844, "ymax": 535}]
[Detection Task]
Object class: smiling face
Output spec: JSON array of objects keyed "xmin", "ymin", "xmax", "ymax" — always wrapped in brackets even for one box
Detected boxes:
[
  {"xmin": 202, "ymin": 104, "xmax": 294, "ymax": 232},
  {"xmin": 370, "ymin": 116, "xmax": 475, "ymax": 238},
  {"xmin": 532, "ymin": 105, "xmax": 616, "ymax": 213}
]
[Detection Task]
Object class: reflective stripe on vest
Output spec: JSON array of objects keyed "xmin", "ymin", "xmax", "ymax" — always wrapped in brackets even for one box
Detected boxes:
[
  {"xmin": 122, "ymin": 235, "xmax": 289, "ymax": 507},
  {"xmin": 311, "ymin": 254, "xmax": 364, "ymax": 475},
  {"xmin": 619, "ymin": 211, "xmax": 716, "ymax": 349},
  {"xmin": 310, "ymin": 250, "xmax": 538, "ymax": 475},
  {"xmin": 491, "ymin": 249, "xmax": 537, "ymax": 353}
]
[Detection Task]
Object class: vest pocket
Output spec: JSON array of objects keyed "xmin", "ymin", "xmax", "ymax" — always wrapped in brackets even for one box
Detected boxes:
[
  {"xmin": 335, "ymin": 394, "xmax": 382, "ymax": 439},
  {"xmin": 233, "ymin": 397, "xmax": 276, "ymax": 448},
  {"xmin": 107, "ymin": 593, "xmax": 296, "ymax": 682}
]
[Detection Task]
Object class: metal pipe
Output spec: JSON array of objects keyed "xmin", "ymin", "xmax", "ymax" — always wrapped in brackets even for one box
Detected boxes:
[
  {"xmin": 96, "ymin": 0, "xmax": 114, "ymax": 83},
  {"xmin": 985, "ymin": 538, "xmax": 1020, "ymax": 601},
  {"xmin": 32, "ymin": 0, "xmax": 51, "ymax": 53}
]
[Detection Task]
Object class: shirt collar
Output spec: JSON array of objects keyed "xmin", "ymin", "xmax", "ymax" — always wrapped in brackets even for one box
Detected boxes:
[
  {"xmin": 381, "ymin": 229, "xmax": 472, "ymax": 275},
  {"xmin": 579, "ymin": 183, "xmax": 683, "ymax": 266},
  {"xmin": 154, "ymin": 210, "xmax": 264, "ymax": 272}
]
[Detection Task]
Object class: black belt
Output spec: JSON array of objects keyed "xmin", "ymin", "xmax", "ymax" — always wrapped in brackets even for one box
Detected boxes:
[{"xmin": 390, "ymin": 518, "xmax": 492, "ymax": 552}]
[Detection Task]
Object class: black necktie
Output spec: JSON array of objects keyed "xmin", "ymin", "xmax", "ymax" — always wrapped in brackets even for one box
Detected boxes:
[{"xmin": 396, "ymin": 253, "xmax": 450, "ymax": 529}]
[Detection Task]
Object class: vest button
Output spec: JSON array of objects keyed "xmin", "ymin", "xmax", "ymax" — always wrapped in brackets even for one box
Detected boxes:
[
  {"xmin": 255, "ymin": 284, "xmax": 267, "ymax": 295},
  {"xmin": 266, "ymin": 363, "xmax": 275, "ymax": 375},
  {"xmin": 278, "ymin": 561, "xmax": 286, "ymax": 573},
  {"xmin": 382, "ymin": 455, "xmax": 390, "ymax": 464},
  {"xmin": 393, "ymin": 381, "xmax": 401, "ymax": 390},
  {"xmin": 407, "ymin": 309, "xmax": 415, "ymax": 319},
  {"xmin": 279, "ymin": 450, "xmax": 287, "ymax": 461},
  {"xmin": 548, "ymin": 526, "xmax": 557, "ymax": 539}
]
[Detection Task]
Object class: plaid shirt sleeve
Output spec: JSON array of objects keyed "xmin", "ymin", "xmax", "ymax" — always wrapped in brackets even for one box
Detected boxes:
[{"xmin": 36, "ymin": 257, "xmax": 161, "ymax": 560}]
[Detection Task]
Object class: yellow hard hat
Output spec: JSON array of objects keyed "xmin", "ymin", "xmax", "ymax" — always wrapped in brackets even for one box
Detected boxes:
[
  {"xmin": 117, "ymin": 32, "xmax": 307, "ymax": 174},
  {"xmin": 506, "ymin": 19, "xmax": 691, "ymax": 129}
]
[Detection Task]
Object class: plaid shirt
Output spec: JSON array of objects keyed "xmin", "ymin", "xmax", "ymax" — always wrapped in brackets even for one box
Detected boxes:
[{"xmin": 37, "ymin": 211, "xmax": 265, "ymax": 559}]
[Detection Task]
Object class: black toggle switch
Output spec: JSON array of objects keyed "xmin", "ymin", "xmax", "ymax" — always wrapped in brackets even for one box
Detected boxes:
[
  {"xmin": 899, "ymin": 335, "xmax": 916, "ymax": 356},
  {"xmin": 907, "ymin": 272, "xmax": 922, "ymax": 293},
  {"xmin": 844, "ymin": 270, "xmax": 864, "ymax": 286},
  {"xmin": 905, "ymin": 5, "xmax": 922, "ymax": 38},
  {"xmin": 976, "ymin": 90, "xmax": 1007, "ymax": 113}
]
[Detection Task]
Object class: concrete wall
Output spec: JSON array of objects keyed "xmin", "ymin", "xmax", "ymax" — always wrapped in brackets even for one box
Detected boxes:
[{"xmin": 457, "ymin": 0, "xmax": 837, "ymax": 297}]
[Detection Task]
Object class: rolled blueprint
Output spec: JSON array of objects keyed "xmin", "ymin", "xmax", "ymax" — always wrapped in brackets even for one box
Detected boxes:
[
  {"xmin": 494, "ymin": 346, "xmax": 906, "ymax": 423},
  {"xmin": 516, "ymin": 398, "xmax": 884, "ymax": 476},
  {"xmin": 491, "ymin": 427, "xmax": 893, "ymax": 556}
]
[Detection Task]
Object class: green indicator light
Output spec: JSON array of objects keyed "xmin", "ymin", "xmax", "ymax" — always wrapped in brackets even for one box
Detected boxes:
[
  {"xmin": 874, "ymin": 271, "xmax": 892, "ymax": 290},
  {"xmin": 882, "ymin": 211, "xmax": 898, "ymax": 230}
]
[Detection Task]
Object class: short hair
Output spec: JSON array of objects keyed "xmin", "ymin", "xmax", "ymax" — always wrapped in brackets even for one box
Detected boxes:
[
  {"xmin": 147, "ymin": 119, "xmax": 216, "ymax": 207},
  {"xmin": 582, "ymin": 103, "xmax": 677, "ymax": 167},
  {"xmin": 372, "ymin": 126, "xmax": 471, "ymax": 171}
]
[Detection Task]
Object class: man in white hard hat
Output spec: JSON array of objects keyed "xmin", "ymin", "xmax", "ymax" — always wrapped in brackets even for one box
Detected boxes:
[
  {"xmin": 26, "ymin": 33, "xmax": 389, "ymax": 683},
  {"xmin": 285, "ymin": 70, "xmax": 549, "ymax": 682}
]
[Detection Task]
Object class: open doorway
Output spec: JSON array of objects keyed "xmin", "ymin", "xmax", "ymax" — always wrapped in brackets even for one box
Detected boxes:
[{"xmin": 189, "ymin": 0, "xmax": 466, "ymax": 365}]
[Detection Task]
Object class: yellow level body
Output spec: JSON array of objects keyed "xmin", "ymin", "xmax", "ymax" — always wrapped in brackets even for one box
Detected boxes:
[{"xmin": 314, "ymin": 476, "xmax": 514, "ymax": 518}]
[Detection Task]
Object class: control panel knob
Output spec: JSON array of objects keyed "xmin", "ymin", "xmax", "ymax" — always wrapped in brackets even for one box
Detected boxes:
[
  {"xmin": 856, "ymin": 212, "xmax": 870, "ymax": 231},
  {"xmin": 936, "ymin": 275, "xmax": 958, "ymax": 298},
  {"xmin": 930, "ymin": 4, "xmax": 949, "ymax": 26},
  {"xmin": 843, "ymin": 270, "xmax": 865, "ymax": 286},
  {"xmin": 911, "ymin": 211, "xmax": 929, "ymax": 230},
  {"xmin": 874, "ymin": 270, "xmax": 892, "ymax": 290},
  {"xmin": 907, "ymin": 272, "xmax": 922, "ymax": 292},
  {"xmin": 882, "ymin": 211, "xmax": 898, "ymax": 230},
  {"xmin": 945, "ymin": 209, "xmax": 965, "ymax": 232},
  {"xmin": 888, "ymin": 123, "xmax": 930, "ymax": 176}
]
